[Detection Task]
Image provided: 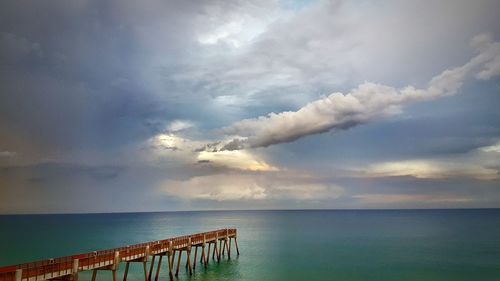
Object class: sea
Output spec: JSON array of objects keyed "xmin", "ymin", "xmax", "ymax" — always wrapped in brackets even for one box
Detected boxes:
[{"xmin": 1, "ymin": 209, "xmax": 499, "ymax": 281}]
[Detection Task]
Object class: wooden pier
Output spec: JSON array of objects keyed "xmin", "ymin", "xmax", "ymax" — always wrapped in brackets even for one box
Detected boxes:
[{"xmin": 0, "ymin": 229, "xmax": 239, "ymax": 281}]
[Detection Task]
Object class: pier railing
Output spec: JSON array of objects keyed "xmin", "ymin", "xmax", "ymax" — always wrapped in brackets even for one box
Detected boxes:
[{"xmin": 0, "ymin": 228, "xmax": 238, "ymax": 281}]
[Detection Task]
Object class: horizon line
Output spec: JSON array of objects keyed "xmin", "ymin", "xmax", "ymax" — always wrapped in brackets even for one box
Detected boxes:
[{"xmin": 1, "ymin": 207, "xmax": 499, "ymax": 216}]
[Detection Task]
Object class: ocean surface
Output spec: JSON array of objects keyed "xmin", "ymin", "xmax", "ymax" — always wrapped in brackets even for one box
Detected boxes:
[{"xmin": 1, "ymin": 209, "xmax": 500, "ymax": 281}]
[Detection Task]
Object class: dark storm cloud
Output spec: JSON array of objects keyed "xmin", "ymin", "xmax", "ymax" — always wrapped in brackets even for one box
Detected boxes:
[
  {"xmin": 0, "ymin": 1, "xmax": 157, "ymax": 158},
  {"xmin": 0, "ymin": 0, "xmax": 240, "ymax": 163}
]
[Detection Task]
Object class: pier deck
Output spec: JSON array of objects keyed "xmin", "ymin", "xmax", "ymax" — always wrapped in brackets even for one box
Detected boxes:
[{"xmin": 0, "ymin": 228, "xmax": 238, "ymax": 281}]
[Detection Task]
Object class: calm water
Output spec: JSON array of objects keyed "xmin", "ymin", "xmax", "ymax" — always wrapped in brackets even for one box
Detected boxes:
[{"xmin": 1, "ymin": 209, "xmax": 500, "ymax": 281}]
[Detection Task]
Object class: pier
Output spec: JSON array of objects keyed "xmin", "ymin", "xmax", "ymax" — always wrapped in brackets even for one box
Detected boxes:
[{"xmin": 0, "ymin": 228, "xmax": 239, "ymax": 281}]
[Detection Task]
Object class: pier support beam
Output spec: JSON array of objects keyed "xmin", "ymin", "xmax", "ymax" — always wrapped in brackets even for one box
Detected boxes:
[
  {"xmin": 71, "ymin": 259, "xmax": 79, "ymax": 281},
  {"xmin": 198, "ymin": 236, "xmax": 207, "ymax": 268},
  {"xmin": 173, "ymin": 249, "xmax": 192, "ymax": 276},
  {"xmin": 123, "ymin": 262, "xmax": 130, "ymax": 281},
  {"xmin": 174, "ymin": 238, "xmax": 193, "ymax": 277},
  {"xmin": 167, "ymin": 240, "xmax": 174, "ymax": 280},
  {"xmin": 212, "ymin": 233, "xmax": 219, "ymax": 262},
  {"xmin": 175, "ymin": 250, "xmax": 181, "ymax": 277},
  {"xmin": 234, "ymin": 237, "xmax": 240, "ymax": 255},
  {"xmin": 187, "ymin": 249, "xmax": 192, "ymax": 275},
  {"xmin": 167, "ymin": 253, "xmax": 173, "ymax": 280},
  {"xmin": 171, "ymin": 250, "xmax": 176, "ymax": 269},
  {"xmin": 15, "ymin": 269, "xmax": 22, "ymax": 281},
  {"xmin": 206, "ymin": 243, "xmax": 211, "ymax": 265},
  {"xmin": 122, "ymin": 259, "xmax": 148, "ymax": 281},
  {"xmin": 91, "ymin": 269, "xmax": 117, "ymax": 281},
  {"xmin": 225, "ymin": 239, "xmax": 230, "ymax": 259},
  {"xmin": 193, "ymin": 246, "xmax": 198, "ymax": 270},
  {"xmin": 91, "ymin": 251, "xmax": 120, "ymax": 281},
  {"xmin": 227, "ymin": 230, "xmax": 239, "ymax": 256},
  {"xmin": 143, "ymin": 261, "xmax": 148, "ymax": 281},
  {"xmin": 147, "ymin": 255, "xmax": 155, "ymax": 281},
  {"xmin": 224, "ymin": 229, "xmax": 230, "ymax": 260},
  {"xmin": 218, "ymin": 240, "xmax": 226, "ymax": 261},
  {"xmin": 154, "ymin": 255, "xmax": 162, "ymax": 281}
]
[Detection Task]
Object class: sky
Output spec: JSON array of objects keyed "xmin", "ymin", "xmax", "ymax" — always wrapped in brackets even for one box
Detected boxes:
[{"xmin": 1, "ymin": 0, "xmax": 500, "ymax": 214}]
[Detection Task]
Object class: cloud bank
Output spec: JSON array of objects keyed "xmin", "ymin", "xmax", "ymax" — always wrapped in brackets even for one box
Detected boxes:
[{"xmin": 160, "ymin": 172, "xmax": 344, "ymax": 202}]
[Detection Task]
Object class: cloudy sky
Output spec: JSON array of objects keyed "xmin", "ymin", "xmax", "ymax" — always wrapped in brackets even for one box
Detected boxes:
[{"xmin": 1, "ymin": 0, "xmax": 500, "ymax": 214}]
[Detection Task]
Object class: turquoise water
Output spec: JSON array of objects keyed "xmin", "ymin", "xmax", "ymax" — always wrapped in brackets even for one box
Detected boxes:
[{"xmin": 1, "ymin": 209, "xmax": 500, "ymax": 281}]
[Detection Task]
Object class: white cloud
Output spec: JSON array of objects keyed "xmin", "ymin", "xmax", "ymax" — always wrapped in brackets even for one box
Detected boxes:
[
  {"xmin": 357, "ymin": 159, "xmax": 498, "ymax": 181},
  {"xmin": 350, "ymin": 140, "xmax": 500, "ymax": 181},
  {"xmin": 160, "ymin": 172, "xmax": 344, "ymax": 202},
  {"xmin": 195, "ymin": 0, "xmax": 284, "ymax": 48},
  {"xmin": 0, "ymin": 150, "xmax": 16, "ymax": 158},
  {"xmin": 149, "ymin": 133, "xmax": 188, "ymax": 151},
  {"xmin": 271, "ymin": 183, "xmax": 343, "ymax": 200},
  {"xmin": 145, "ymin": 132, "xmax": 278, "ymax": 171},
  {"xmin": 353, "ymin": 194, "xmax": 473, "ymax": 205},
  {"xmin": 161, "ymin": 174, "xmax": 268, "ymax": 201},
  {"xmin": 163, "ymin": 174, "xmax": 268, "ymax": 201},
  {"xmin": 210, "ymin": 35, "xmax": 500, "ymax": 150},
  {"xmin": 480, "ymin": 141, "xmax": 500, "ymax": 153},
  {"xmin": 198, "ymin": 21, "xmax": 243, "ymax": 46},
  {"xmin": 143, "ymin": 133, "xmax": 205, "ymax": 166},
  {"xmin": 197, "ymin": 150, "xmax": 278, "ymax": 171},
  {"xmin": 472, "ymin": 33, "xmax": 500, "ymax": 80},
  {"xmin": 167, "ymin": 120, "xmax": 195, "ymax": 132},
  {"xmin": 198, "ymin": 20, "xmax": 266, "ymax": 48}
]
